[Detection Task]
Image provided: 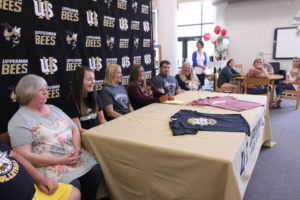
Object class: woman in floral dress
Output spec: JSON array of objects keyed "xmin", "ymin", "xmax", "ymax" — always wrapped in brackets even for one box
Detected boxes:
[{"xmin": 8, "ymin": 74, "xmax": 102, "ymax": 200}]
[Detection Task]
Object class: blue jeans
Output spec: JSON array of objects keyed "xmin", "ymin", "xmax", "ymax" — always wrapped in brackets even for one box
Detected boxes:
[
  {"xmin": 276, "ymin": 81, "xmax": 295, "ymax": 97},
  {"xmin": 70, "ymin": 164, "xmax": 102, "ymax": 200},
  {"xmin": 247, "ymin": 86, "xmax": 267, "ymax": 94}
]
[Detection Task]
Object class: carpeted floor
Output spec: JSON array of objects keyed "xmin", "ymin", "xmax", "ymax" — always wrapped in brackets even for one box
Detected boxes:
[{"xmin": 244, "ymin": 100, "xmax": 300, "ymax": 200}]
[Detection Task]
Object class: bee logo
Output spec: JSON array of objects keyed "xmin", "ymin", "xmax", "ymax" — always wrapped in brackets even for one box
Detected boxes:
[
  {"xmin": 104, "ymin": 0, "xmax": 112, "ymax": 8},
  {"xmin": 132, "ymin": 1, "xmax": 137, "ymax": 13},
  {"xmin": 106, "ymin": 35, "xmax": 114, "ymax": 50},
  {"xmin": 1, "ymin": 23, "xmax": 21, "ymax": 47},
  {"xmin": 134, "ymin": 37, "xmax": 139, "ymax": 49},
  {"xmin": 65, "ymin": 30, "xmax": 77, "ymax": 49}
]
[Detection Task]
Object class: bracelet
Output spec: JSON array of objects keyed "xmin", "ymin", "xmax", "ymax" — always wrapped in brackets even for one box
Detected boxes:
[{"xmin": 75, "ymin": 147, "xmax": 81, "ymax": 154}]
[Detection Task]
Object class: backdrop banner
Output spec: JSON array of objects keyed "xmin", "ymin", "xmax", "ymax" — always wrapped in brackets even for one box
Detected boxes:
[{"xmin": 0, "ymin": 0, "xmax": 153, "ymax": 133}]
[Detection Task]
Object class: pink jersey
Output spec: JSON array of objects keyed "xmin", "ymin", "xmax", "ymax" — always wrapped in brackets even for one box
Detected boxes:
[{"xmin": 187, "ymin": 96, "xmax": 263, "ymax": 112}]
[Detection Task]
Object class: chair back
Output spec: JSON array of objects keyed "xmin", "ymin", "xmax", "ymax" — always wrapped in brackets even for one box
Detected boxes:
[
  {"xmin": 281, "ymin": 78, "xmax": 300, "ymax": 109},
  {"xmin": 214, "ymin": 74, "xmax": 234, "ymax": 93},
  {"xmin": 244, "ymin": 77, "xmax": 270, "ymax": 96},
  {"xmin": 0, "ymin": 132, "xmax": 11, "ymax": 147},
  {"xmin": 234, "ymin": 64, "xmax": 243, "ymax": 73}
]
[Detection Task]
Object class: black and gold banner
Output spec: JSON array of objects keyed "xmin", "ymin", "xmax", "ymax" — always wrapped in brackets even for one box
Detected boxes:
[{"xmin": 0, "ymin": 0, "xmax": 153, "ymax": 133}]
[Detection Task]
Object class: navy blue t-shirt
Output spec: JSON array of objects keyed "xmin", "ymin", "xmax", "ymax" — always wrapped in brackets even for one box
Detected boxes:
[
  {"xmin": 63, "ymin": 93, "xmax": 103, "ymax": 130},
  {"xmin": 0, "ymin": 139, "xmax": 35, "ymax": 200},
  {"xmin": 169, "ymin": 110, "xmax": 250, "ymax": 136}
]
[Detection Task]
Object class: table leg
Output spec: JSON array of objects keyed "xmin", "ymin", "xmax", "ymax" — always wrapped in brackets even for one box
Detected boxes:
[
  {"xmin": 269, "ymin": 80, "xmax": 275, "ymax": 108},
  {"xmin": 237, "ymin": 79, "xmax": 241, "ymax": 94}
]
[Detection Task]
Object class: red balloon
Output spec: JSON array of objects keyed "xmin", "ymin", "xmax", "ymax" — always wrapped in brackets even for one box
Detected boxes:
[
  {"xmin": 211, "ymin": 40, "xmax": 217, "ymax": 45},
  {"xmin": 203, "ymin": 33, "xmax": 210, "ymax": 41},
  {"xmin": 221, "ymin": 29, "xmax": 227, "ymax": 36},
  {"xmin": 214, "ymin": 26, "xmax": 221, "ymax": 35}
]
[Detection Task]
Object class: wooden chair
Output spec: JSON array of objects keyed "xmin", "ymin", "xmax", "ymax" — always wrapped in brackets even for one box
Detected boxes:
[
  {"xmin": 234, "ymin": 64, "xmax": 243, "ymax": 74},
  {"xmin": 0, "ymin": 132, "xmax": 11, "ymax": 147},
  {"xmin": 214, "ymin": 74, "xmax": 235, "ymax": 93},
  {"xmin": 281, "ymin": 79, "xmax": 300, "ymax": 109},
  {"xmin": 244, "ymin": 77, "xmax": 270, "ymax": 101}
]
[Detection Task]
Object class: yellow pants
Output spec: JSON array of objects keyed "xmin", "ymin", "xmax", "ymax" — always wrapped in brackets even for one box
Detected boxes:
[{"xmin": 33, "ymin": 183, "xmax": 72, "ymax": 200}]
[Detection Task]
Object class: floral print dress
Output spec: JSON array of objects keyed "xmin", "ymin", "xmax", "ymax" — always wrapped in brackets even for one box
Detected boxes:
[{"xmin": 8, "ymin": 105, "xmax": 98, "ymax": 184}]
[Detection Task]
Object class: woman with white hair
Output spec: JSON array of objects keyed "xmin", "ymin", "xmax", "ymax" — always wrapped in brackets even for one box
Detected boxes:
[
  {"xmin": 175, "ymin": 62, "xmax": 201, "ymax": 91},
  {"xmin": 100, "ymin": 64, "xmax": 133, "ymax": 120},
  {"xmin": 8, "ymin": 74, "xmax": 102, "ymax": 200}
]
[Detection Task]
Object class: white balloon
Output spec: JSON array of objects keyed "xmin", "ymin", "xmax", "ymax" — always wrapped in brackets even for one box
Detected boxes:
[
  {"xmin": 210, "ymin": 33, "xmax": 218, "ymax": 42},
  {"xmin": 223, "ymin": 38, "xmax": 230, "ymax": 46}
]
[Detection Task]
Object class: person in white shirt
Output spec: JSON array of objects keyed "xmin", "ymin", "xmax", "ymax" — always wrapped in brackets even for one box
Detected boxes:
[
  {"xmin": 192, "ymin": 40, "xmax": 207, "ymax": 87},
  {"xmin": 274, "ymin": 57, "xmax": 300, "ymax": 107}
]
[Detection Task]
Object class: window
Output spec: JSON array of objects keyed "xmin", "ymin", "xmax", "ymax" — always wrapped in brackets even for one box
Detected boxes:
[{"xmin": 177, "ymin": 2, "xmax": 216, "ymax": 60}]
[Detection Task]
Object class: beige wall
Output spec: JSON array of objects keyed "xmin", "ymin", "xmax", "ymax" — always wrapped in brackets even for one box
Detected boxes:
[{"xmin": 225, "ymin": 0, "xmax": 300, "ymax": 72}]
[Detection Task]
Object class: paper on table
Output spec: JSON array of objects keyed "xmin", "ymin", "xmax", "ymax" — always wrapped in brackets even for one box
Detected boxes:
[{"xmin": 164, "ymin": 100, "xmax": 186, "ymax": 104}]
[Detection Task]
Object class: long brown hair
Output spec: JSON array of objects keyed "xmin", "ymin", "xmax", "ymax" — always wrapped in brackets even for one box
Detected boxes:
[
  {"xmin": 129, "ymin": 64, "xmax": 150, "ymax": 93},
  {"xmin": 70, "ymin": 66, "xmax": 98, "ymax": 116}
]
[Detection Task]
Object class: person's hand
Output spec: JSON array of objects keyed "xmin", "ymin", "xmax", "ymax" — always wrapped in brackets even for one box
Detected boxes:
[
  {"xmin": 159, "ymin": 95, "xmax": 169, "ymax": 103},
  {"xmin": 168, "ymin": 95, "xmax": 174, "ymax": 100},
  {"xmin": 60, "ymin": 152, "xmax": 79, "ymax": 165},
  {"xmin": 37, "ymin": 177, "xmax": 58, "ymax": 195}
]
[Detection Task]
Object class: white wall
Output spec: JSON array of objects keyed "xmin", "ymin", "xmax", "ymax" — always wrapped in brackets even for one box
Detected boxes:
[{"xmin": 223, "ymin": 0, "xmax": 300, "ymax": 72}]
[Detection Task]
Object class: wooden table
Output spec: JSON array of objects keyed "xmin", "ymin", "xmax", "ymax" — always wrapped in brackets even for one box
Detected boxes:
[{"xmin": 235, "ymin": 75, "xmax": 284, "ymax": 108}]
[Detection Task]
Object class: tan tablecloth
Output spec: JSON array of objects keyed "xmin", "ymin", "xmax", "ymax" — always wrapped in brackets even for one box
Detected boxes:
[{"xmin": 83, "ymin": 91, "xmax": 271, "ymax": 200}]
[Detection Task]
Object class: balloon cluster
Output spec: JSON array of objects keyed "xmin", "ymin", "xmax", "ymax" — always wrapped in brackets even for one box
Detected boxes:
[{"xmin": 203, "ymin": 26, "xmax": 230, "ymax": 60}]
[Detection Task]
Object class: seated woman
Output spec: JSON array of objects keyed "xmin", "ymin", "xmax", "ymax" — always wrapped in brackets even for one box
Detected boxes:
[
  {"xmin": 175, "ymin": 62, "xmax": 201, "ymax": 91},
  {"xmin": 217, "ymin": 59, "xmax": 241, "ymax": 90},
  {"xmin": 8, "ymin": 74, "xmax": 102, "ymax": 200},
  {"xmin": 63, "ymin": 67, "xmax": 107, "ymax": 134},
  {"xmin": 274, "ymin": 57, "xmax": 300, "ymax": 107},
  {"xmin": 262, "ymin": 58, "xmax": 274, "ymax": 75},
  {"xmin": 127, "ymin": 64, "xmax": 169, "ymax": 110},
  {"xmin": 245, "ymin": 58, "xmax": 269, "ymax": 94},
  {"xmin": 100, "ymin": 64, "xmax": 133, "ymax": 120}
]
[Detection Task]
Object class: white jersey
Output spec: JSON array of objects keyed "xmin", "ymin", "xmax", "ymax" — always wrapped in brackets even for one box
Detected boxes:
[{"xmin": 194, "ymin": 52, "xmax": 206, "ymax": 74}]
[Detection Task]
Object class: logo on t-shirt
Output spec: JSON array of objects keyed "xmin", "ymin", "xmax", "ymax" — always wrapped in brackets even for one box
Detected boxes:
[
  {"xmin": 187, "ymin": 117, "xmax": 217, "ymax": 126},
  {"xmin": 0, "ymin": 152, "xmax": 19, "ymax": 183}
]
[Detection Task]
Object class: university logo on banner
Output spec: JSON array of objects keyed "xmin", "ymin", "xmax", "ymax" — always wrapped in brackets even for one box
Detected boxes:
[
  {"xmin": 132, "ymin": 1, "xmax": 137, "ymax": 14},
  {"xmin": 1, "ymin": 23, "xmax": 21, "ymax": 47},
  {"xmin": 133, "ymin": 56, "xmax": 141, "ymax": 65},
  {"xmin": 66, "ymin": 58, "xmax": 82, "ymax": 71},
  {"xmin": 86, "ymin": 10, "xmax": 98, "ymax": 27},
  {"xmin": 119, "ymin": 38, "xmax": 129, "ymax": 48},
  {"xmin": 40, "ymin": 57, "xmax": 58, "ymax": 75},
  {"xmin": 144, "ymin": 54, "xmax": 151, "ymax": 65},
  {"xmin": 47, "ymin": 85, "xmax": 60, "ymax": 99},
  {"xmin": 141, "ymin": 4, "xmax": 149, "ymax": 14},
  {"xmin": 0, "ymin": 0, "xmax": 22, "ymax": 12},
  {"xmin": 104, "ymin": 16, "xmax": 115, "ymax": 28},
  {"xmin": 89, "ymin": 57, "xmax": 102, "ymax": 71},
  {"xmin": 33, "ymin": 0, "xmax": 54, "ymax": 20},
  {"xmin": 117, "ymin": 0, "xmax": 127, "ymax": 10},
  {"xmin": 104, "ymin": 0, "xmax": 112, "ymax": 8},
  {"xmin": 106, "ymin": 35, "xmax": 114, "ymax": 50},
  {"xmin": 61, "ymin": 7, "xmax": 79, "ymax": 22},
  {"xmin": 2, "ymin": 59, "xmax": 28, "ymax": 75},
  {"xmin": 122, "ymin": 56, "xmax": 130, "ymax": 68},
  {"xmin": 86, "ymin": 36, "xmax": 101, "ymax": 48},
  {"xmin": 106, "ymin": 58, "xmax": 118, "ymax": 66},
  {"xmin": 143, "ymin": 21, "xmax": 150, "ymax": 32},
  {"xmin": 131, "ymin": 21, "xmax": 140, "ymax": 30},
  {"xmin": 35, "ymin": 30, "xmax": 56, "ymax": 46},
  {"xmin": 119, "ymin": 17, "xmax": 128, "ymax": 31},
  {"xmin": 65, "ymin": 30, "xmax": 77, "ymax": 49}
]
